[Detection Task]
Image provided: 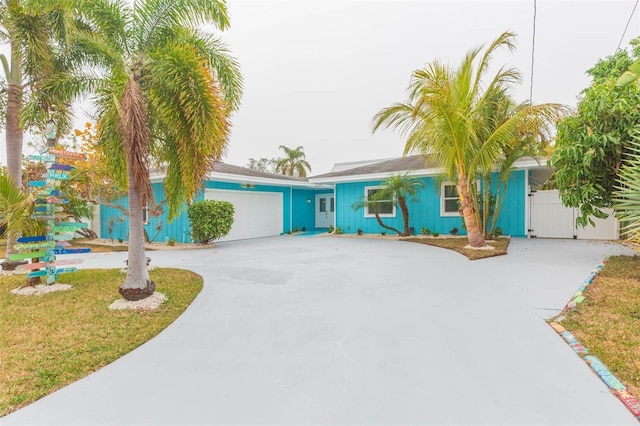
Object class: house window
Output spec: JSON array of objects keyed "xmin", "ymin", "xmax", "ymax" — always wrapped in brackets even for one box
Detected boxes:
[
  {"xmin": 364, "ymin": 186, "xmax": 395, "ymax": 218},
  {"xmin": 441, "ymin": 182, "xmax": 460, "ymax": 216},
  {"xmin": 142, "ymin": 206, "xmax": 149, "ymax": 225}
]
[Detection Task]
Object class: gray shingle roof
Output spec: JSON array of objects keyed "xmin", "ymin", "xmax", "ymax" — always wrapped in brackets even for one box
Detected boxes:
[
  {"xmin": 210, "ymin": 162, "xmax": 308, "ymax": 182},
  {"xmin": 310, "ymin": 155, "xmax": 437, "ymax": 179}
]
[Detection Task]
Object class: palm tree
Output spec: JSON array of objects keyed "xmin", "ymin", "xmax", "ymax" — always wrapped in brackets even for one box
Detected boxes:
[
  {"xmin": 352, "ymin": 173, "xmax": 424, "ymax": 236},
  {"xmin": 614, "ymin": 130, "xmax": 640, "ymax": 242},
  {"xmin": 81, "ymin": 0, "xmax": 242, "ymax": 300},
  {"xmin": 275, "ymin": 145, "xmax": 312, "ymax": 177},
  {"xmin": 373, "ymin": 31, "xmax": 563, "ymax": 247},
  {"xmin": 476, "ymin": 95, "xmax": 564, "ymax": 238},
  {"xmin": 0, "ymin": 0, "xmax": 91, "ymax": 269}
]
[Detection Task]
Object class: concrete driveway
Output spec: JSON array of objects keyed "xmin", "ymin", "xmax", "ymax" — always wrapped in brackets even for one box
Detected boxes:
[{"xmin": 2, "ymin": 236, "xmax": 638, "ymax": 425}]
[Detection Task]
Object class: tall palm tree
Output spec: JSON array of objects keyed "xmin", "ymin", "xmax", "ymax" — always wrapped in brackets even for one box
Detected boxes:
[
  {"xmin": 373, "ymin": 31, "xmax": 563, "ymax": 247},
  {"xmin": 352, "ymin": 173, "xmax": 424, "ymax": 236},
  {"xmin": 275, "ymin": 145, "xmax": 312, "ymax": 177},
  {"xmin": 0, "ymin": 0, "xmax": 89, "ymax": 269},
  {"xmin": 81, "ymin": 0, "xmax": 242, "ymax": 300}
]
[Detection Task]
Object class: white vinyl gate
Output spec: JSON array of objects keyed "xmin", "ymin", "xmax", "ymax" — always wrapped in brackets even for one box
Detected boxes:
[{"xmin": 528, "ymin": 189, "xmax": 619, "ymax": 240}]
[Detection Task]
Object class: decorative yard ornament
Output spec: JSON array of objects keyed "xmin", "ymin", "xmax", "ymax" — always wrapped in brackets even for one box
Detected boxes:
[{"xmin": 11, "ymin": 121, "xmax": 90, "ymax": 285}]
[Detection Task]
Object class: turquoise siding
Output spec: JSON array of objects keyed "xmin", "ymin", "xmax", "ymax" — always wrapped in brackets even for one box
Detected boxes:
[
  {"xmin": 335, "ymin": 170, "xmax": 526, "ymax": 236},
  {"xmin": 292, "ymin": 188, "xmax": 333, "ymax": 231},
  {"xmin": 100, "ymin": 181, "xmax": 333, "ymax": 242},
  {"xmin": 492, "ymin": 170, "xmax": 526, "ymax": 237},
  {"xmin": 99, "ymin": 170, "xmax": 526, "ymax": 241}
]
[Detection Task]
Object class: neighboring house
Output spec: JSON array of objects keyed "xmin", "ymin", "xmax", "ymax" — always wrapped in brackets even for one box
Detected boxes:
[{"xmin": 99, "ymin": 155, "xmax": 619, "ymax": 242}]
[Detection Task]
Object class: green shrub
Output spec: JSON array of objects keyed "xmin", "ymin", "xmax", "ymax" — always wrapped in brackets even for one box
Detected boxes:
[
  {"xmin": 432, "ymin": 232, "xmax": 439, "ymax": 237},
  {"xmin": 421, "ymin": 227, "xmax": 430, "ymax": 235},
  {"xmin": 381, "ymin": 231, "xmax": 386, "ymax": 236},
  {"xmin": 167, "ymin": 238, "xmax": 176, "ymax": 246},
  {"xmin": 335, "ymin": 227, "xmax": 343, "ymax": 234},
  {"xmin": 187, "ymin": 200, "xmax": 234, "ymax": 244},
  {"xmin": 328, "ymin": 225, "xmax": 334, "ymax": 233},
  {"xmin": 494, "ymin": 227, "xmax": 503, "ymax": 237},
  {"xmin": 293, "ymin": 227, "xmax": 299, "ymax": 233}
]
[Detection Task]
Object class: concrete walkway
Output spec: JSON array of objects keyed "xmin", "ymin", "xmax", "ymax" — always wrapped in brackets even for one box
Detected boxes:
[{"xmin": 2, "ymin": 237, "xmax": 638, "ymax": 425}]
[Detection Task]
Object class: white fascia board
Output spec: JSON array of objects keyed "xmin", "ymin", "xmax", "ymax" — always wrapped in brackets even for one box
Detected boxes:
[
  {"xmin": 309, "ymin": 168, "xmax": 442, "ymax": 184},
  {"xmin": 205, "ymin": 172, "xmax": 315, "ymax": 188},
  {"xmin": 512, "ymin": 157, "xmax": 548, "ymax": 169},
  {"xmin": 150, "ymin": 170, "xmax": 331, "ymax": 188},
  {"xmin": 309, "ymin": 158, "xmax": 548, "ymax": 184}
]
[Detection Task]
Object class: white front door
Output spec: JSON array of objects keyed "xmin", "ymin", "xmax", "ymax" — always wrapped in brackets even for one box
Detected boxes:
[{"xmin": 315, "ymin": 194, "xmax": 334, "ymax": 228}]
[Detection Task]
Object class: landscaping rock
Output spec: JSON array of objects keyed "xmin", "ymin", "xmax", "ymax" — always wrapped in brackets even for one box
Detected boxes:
[{"xmin": 109, "ymin": 291, "xmax": 166, "ymax": 311}]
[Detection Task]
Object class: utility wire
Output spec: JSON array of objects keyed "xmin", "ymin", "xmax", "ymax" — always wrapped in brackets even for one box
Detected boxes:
[
  {"xmin": 616, "ymin": 0, "xmax": 640, "ymax": 51},
  {"xmin": 529, "ymin": 0, "xmax": 537, "ymax": 103}
]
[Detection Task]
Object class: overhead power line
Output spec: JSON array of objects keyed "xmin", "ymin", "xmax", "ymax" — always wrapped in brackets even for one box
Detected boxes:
[
  {"xmin": 529, "ymin": 0, "xmax": 537, "ymax": 103},
  {"xmin": 616, "ymin": 0, "xmax": 640, "ymax": 52}
]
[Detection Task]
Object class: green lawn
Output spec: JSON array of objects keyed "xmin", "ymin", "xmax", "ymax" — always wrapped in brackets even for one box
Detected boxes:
[
  {"xmin": 0, "ymin": 268, "xmax": 202, "ymax": 416},
  {"xmin": 560, "ymin": 255, "xmax": 640, "ymax": 403}
]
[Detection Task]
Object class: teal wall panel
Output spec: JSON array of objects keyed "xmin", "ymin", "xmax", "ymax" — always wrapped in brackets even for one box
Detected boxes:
[
  {"xmin": 99, "ymin": 170, "xmax": 527, "ymax": 241},
  {"xmin": 100, "ymin": 181, "xmax": 333, "ymax": 241},
  {"xmin": 335, "ymin": 171, "xmax": 527, "ymax": 237},
  {"xmin": 291, "ymin": 188, "xmax": 333, "ymax": 231}
]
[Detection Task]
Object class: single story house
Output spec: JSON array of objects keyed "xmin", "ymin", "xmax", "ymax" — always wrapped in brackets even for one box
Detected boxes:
[{"xmin": 97, "ymin": 155, "xmax": 619, "ymax": 242}]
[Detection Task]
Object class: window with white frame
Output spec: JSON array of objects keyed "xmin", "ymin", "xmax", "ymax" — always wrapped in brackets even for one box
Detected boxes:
[
  {"xmin": 364, "ymin": 186, "xmax": 395, "ymax": 217},
  {"xmin": 441, "ymin": 182, "xmax": 460, "ymax": 216},
  {"xmin": 142, "ymin": 206, "xmax": 149, "ymax": 225}
]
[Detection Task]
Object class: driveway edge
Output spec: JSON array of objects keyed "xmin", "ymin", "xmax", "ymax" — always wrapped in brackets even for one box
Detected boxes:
[{"xmin": 549, "ymin": 257, "xmax": 640, "ymax": 422}]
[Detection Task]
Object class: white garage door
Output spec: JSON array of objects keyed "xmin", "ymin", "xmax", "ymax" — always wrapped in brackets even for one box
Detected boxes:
[{"xmin": 204, "ymin": 189, "xmax": 283, "ymax": 241}]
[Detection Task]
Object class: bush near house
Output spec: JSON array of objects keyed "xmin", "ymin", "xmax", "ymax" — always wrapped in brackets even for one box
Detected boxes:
[{"xmin": 187, "ymin": 200, "xmax": 234, "ymax": 244}]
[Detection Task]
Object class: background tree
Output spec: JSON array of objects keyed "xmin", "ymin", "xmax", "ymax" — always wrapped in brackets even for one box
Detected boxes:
[
  {"xmin": 246, "ymin": 157, "xmax": 277, "ymax": 173},
  {"xmin": 275, "ymin": 145, "xmax": 311, "ymax": 177},
  {"xmin": 551, "ymin": 47, "xmax": 640, "ymax": 226},
  {"xmin": 613, "ymin": 130, "xmax": 640, "ymax": 242},
  {"xmin": 82, "ymin": 0, "xmax": 242, "ymax": 301},
  {"xmin": 373, "ymin": 31, "xmax": 563, "ymax": 247},
  {"xmin": 352, "ymin": 173, "xmax": 424, "ymax": 236}
]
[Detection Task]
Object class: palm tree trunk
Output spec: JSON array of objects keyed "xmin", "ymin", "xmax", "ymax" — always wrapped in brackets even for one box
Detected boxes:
[
  {"xmin": 373, "ymin": 212, "xmax": 403, "ymax": 236},
  {"xmin": 457, "ymin": 171, "xmax": 485, "ymax": 247},
  {"xmin": 398, "ymin": 195, "xmax": 410, "ymax": 236},
  {"xmin": 119, "ymin": 168, "xmax": 155, "ymax": 301},
  {"xmin": 2, "ymin": 41, "xmax": 24, "ymax": 270}
]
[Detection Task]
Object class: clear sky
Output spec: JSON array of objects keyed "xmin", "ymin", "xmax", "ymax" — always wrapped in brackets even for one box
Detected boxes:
[{"xmin": 1, "ymin": 0, "xmax": 639, "ymax": 175}]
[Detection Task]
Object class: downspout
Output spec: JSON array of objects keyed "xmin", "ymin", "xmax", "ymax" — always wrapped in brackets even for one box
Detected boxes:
[
  {"xmin": 290, "ymin": 186, "xmax": 293, "ymax": 233},
  {"xmin": 333, "ymin": 184, "xmax": 337, "ymax": 231}
]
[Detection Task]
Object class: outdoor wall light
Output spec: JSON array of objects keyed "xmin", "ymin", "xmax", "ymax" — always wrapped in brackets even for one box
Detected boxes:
[{"xmin": 306, "ymin": 198, "xmax": 311, "ymax": 203}]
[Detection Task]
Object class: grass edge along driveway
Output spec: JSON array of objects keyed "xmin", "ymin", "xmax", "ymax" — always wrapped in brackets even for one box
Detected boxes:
[{"xmin": 0, "ymin": 268, "xmax": 203, "ymax": 416}]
